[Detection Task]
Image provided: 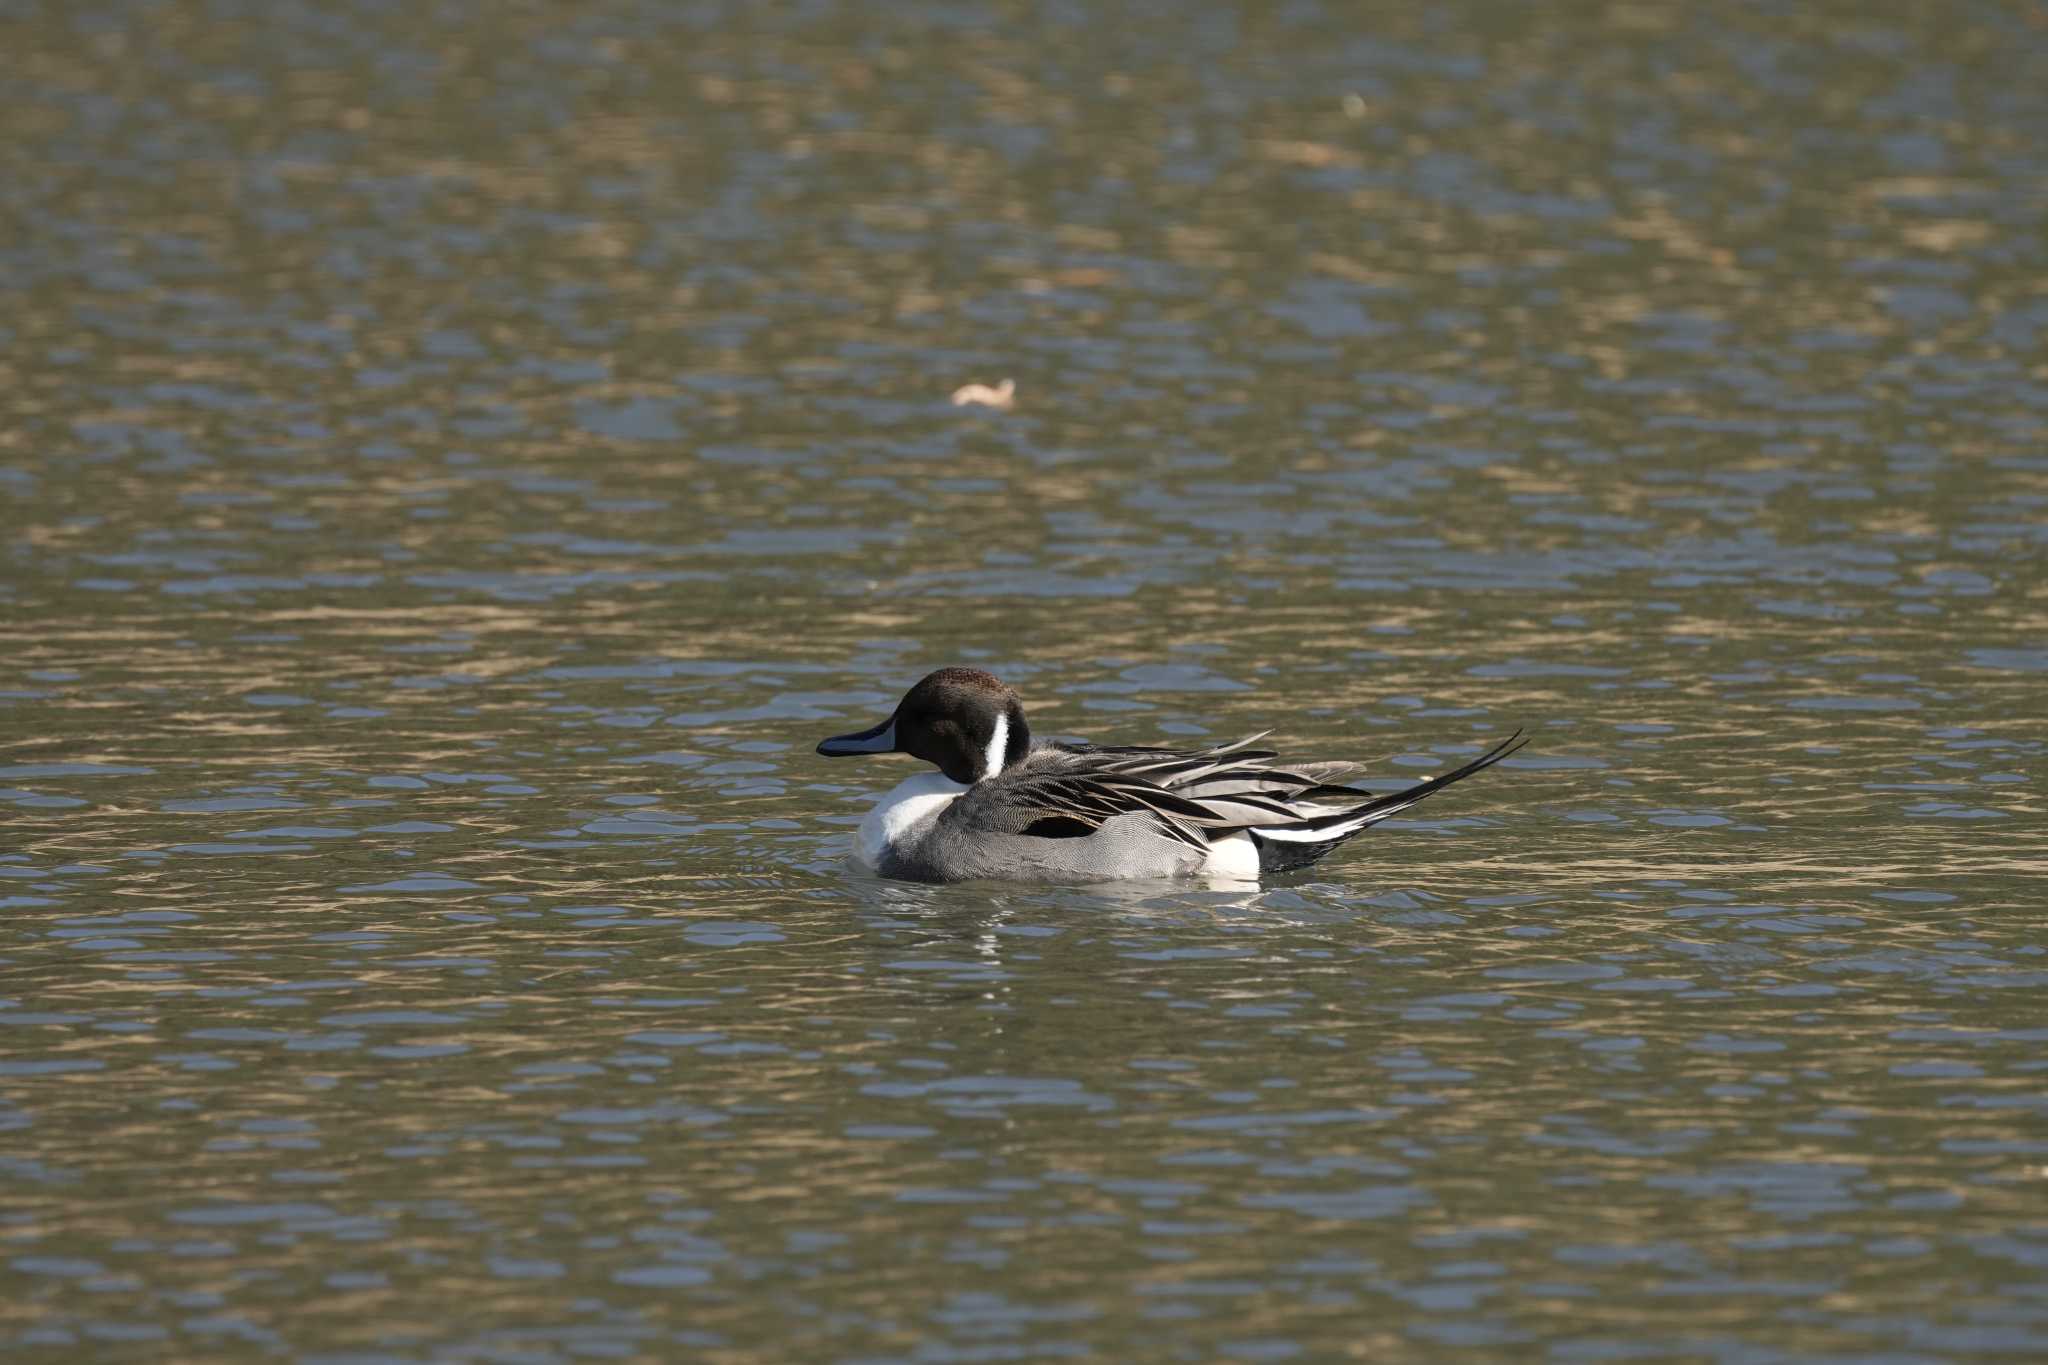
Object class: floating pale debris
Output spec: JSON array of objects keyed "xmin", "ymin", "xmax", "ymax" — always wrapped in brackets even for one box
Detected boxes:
[{"xmin": 949, "ymin": 378, "xmax": 1015, "ymax": 410}]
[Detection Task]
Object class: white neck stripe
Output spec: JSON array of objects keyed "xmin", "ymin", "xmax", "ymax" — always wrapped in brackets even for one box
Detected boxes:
[{"xmin": 980, "ymin": 713, "xmax": 1009, "ymax": 782}]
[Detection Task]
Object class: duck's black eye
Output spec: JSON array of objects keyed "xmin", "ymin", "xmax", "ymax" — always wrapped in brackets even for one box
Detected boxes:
[{"xmin": 1021, "ymin": 815, "xmax": 1097, "ymax": 839}]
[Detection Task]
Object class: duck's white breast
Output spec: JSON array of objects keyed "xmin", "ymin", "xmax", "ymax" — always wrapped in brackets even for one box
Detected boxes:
[{"xmin": 857, "ymin": 772, "xmax": 968, "ymax": 870}]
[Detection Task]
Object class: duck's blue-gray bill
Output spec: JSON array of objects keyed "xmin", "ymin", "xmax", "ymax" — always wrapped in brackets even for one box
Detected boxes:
[{"xmin": 817, "ymin": 718, "xmax": 897, "ymax": 756}]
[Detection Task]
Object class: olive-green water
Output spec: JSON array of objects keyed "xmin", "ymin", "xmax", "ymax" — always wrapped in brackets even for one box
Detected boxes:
[{"xmin": 3, "ymin": 3, "xmax": 2045, "ymax": 1361}]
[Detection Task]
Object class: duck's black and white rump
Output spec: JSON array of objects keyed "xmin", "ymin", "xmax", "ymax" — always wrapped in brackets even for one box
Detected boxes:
[{"xmin": 816, "ymin": 667, "xmax": 1527, "ymax": 884}]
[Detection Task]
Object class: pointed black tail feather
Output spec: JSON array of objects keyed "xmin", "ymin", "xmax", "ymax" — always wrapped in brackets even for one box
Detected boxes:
[
  {"xmin": 1319, "ymin": 729, "xmax": 1528, "ymax": 823},
  {"xmin": 1250, "ymin": 730, "xmax": 1529, "ymax": 874}
]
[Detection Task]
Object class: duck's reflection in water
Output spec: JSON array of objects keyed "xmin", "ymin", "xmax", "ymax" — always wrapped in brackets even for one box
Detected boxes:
[{"xmin": 843, "ymin": 870, "xmax": 1282, "ymax": 994}]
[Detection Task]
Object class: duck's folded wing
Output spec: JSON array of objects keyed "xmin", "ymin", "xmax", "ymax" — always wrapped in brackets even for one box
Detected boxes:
[
  {"xmin": 953, "ymin": 771, "xmax": 1228, "ymax": 851},
  {"xmin": 965, "ymin": 732, "xmax": 1529, "ymax": 853},
  {"xmin": 1079, "ymin": 738, "xmax": 1365, "ymax": 809}
]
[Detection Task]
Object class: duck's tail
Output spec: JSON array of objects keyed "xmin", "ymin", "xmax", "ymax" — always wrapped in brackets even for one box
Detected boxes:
[{"xmin": 1248, "ymin": 730, "xmax": 1529, "ymax": 874}]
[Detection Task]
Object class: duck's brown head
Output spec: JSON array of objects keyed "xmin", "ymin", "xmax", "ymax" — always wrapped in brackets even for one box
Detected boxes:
[{"xmin": 816, "ymin": 667, "xmax": 1031, "ymax": 784}]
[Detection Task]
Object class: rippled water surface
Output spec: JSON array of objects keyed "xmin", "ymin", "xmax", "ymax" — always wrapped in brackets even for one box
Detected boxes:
[{"xmin": 5, "ymin": 2, "xmax": 2047, "ymax": 1360}]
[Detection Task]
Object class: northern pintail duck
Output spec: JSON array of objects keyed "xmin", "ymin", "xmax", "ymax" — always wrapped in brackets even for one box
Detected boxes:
[{"xmin": 817, "ymin": 667, "xmax": 1525, "ymax": 883}]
